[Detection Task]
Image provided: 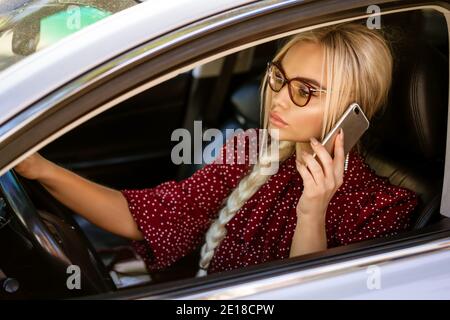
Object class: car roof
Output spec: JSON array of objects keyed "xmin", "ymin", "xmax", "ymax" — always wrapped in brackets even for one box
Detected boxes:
[{"xmin": 0, "ymin": 0, "xmax": 258, "ymax": 126}]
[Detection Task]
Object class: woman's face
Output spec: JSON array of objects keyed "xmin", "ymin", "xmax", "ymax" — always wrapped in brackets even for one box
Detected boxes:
[{"xmin": 268, "ymin": 41, "xmax": 328, "ymax": 142}]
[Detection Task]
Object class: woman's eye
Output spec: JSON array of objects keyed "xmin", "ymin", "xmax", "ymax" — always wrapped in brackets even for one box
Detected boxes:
[{"xmin": 298, "ymin": 88, "xmax": 309, "ymax": 97}]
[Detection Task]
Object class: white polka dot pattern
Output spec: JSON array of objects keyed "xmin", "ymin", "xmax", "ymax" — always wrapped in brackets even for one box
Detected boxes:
[{"xmin": 120, "ymin": 129, "xmax": 419, "ymax": 275}]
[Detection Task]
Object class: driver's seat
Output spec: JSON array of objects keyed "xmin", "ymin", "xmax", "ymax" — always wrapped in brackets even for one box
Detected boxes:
[{"xmin": 359, "ymin": 41, "xmax": 448, "ymax": 230}]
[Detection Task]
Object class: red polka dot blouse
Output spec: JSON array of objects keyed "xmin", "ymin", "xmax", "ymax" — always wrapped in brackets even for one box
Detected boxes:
[{"xmin": 120, "ymin": 129, "xmax": 419, "ymax": 275}]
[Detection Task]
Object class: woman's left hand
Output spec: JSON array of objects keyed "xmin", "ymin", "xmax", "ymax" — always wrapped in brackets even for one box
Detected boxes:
[{"xmin": 295, "ymin": 129, "xmax": 345, "ymax": 221}]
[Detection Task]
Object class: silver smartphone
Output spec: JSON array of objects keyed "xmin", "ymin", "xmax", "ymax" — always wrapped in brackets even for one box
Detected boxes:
[{"xmin": 313, "ymin": 102, "xmax": 370, "ymax": 159}]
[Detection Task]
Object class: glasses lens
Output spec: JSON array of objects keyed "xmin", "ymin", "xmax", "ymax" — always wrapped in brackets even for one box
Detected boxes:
[
  {"xmin": 290, "ymin": 80, "xmax": 311, "ymax": 106},
  {"xmin": 268, "ymin": 64, "xmax": 284, "ymax": 91}
]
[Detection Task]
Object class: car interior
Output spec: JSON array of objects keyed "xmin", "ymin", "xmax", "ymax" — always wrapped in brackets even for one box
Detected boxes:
[{"xmin": 1, "ymin": 8, "xmax": 448, "ymax": 298}]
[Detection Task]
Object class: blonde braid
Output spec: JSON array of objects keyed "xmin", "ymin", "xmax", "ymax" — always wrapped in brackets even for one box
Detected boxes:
[{"xmin": 196, "ymin": 138, "xmax": 295, "ymax": 277}]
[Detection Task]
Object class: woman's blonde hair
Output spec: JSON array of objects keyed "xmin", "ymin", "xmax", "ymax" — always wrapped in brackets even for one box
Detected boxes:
[{"xmin": 196, "ymin": 22, "xmax": 393, "ymax": 277}]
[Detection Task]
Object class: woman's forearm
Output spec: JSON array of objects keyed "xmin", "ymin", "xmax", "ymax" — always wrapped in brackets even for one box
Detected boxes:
[
  {"xmin": 289, "ymin": 212, "xmax": 327, "ymax": 257},
  {"xmin": 38, "ymin": 160, "xmax": 143, "ymax": 241}
]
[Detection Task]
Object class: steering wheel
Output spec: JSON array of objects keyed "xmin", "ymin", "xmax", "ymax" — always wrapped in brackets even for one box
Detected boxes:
[{"xmin": 0, "ymin": 170, "xmax": 115, "ymax": 297}]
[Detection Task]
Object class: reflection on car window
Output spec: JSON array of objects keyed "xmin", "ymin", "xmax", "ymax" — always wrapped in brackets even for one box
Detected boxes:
[
  {"xmin": 0, "ymin": 0, "xmax": 138, "ymax": 73},
  {"xmin": 39, "ymin": 6, "xmax": 111, "ymax": 49}
]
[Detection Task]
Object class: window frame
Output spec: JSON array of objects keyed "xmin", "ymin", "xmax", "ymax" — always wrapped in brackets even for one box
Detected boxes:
[{"xmin": 0, "ymin": 0, "xmax": 448, "ymax": 299}]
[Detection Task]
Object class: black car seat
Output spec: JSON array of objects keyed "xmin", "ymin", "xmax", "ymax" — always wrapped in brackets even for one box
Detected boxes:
[{"xmin": 360, "ymin": 40, "xmax": 448, "ymax": 229}]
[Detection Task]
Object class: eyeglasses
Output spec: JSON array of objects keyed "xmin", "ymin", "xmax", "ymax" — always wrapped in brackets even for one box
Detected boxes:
[{"xmin": 266, "ymin": 61, "xmax": 327, "ymax": 107}]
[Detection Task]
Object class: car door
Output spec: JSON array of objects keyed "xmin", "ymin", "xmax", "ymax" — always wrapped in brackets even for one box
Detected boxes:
[{"xmin": 0, "ymin": 0, "xmax": 449, "ymax": 299}]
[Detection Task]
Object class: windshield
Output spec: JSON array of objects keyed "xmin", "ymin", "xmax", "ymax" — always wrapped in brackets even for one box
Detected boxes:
[{"xmin": 0, "ymin": 0, "xmax": 138, "ymax": 73}]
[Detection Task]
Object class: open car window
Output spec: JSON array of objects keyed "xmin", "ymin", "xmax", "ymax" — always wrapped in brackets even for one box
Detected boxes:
[
  {"xmin": 41, "ymin": 8, "xmax": 448, "ymax": 294},
  {"xmin": 0, "ymin": 1, "xmax": 448, "ymax": 300}
]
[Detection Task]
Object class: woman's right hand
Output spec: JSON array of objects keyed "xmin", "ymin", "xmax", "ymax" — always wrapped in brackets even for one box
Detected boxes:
[
  {"xmin": 13, "ymin": 152, "xmax": 50, "ymax": 180},
  {"xmin": 13, "ymin": 152, "xmax": 143, "ymax": 240}
]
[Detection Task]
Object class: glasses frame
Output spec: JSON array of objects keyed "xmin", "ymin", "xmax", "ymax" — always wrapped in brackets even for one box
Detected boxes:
[{"xmin": 266, "ymin": 61, "xmax": 327, "ymax": 107}]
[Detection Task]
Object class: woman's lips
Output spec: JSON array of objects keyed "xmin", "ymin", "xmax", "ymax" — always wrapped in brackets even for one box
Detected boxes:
[{"xmin": 269, "ymin": 112, "xmax": 288, "ymax": 127}]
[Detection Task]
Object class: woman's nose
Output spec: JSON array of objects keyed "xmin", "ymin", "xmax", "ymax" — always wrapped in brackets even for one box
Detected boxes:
[{"xmin": 272, "ymin": 85, "xmax": 291, "ymax": 109}]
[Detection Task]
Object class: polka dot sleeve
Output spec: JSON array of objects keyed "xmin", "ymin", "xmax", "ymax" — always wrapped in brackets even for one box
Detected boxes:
[
  {"xmin": 120, "ymin": 129, "xmax": 256, "ymax": 272},
  {"xmin": 327, "ymin": 180, "xmax": 419, "ymax": 247}
]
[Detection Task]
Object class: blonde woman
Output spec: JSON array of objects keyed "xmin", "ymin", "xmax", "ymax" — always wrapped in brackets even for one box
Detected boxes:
[{"xmin": 14, "ymin": 23, "xmax": 418, "ymax": 278}]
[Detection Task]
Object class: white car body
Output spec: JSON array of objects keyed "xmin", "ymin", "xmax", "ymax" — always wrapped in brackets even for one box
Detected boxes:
[{"xmin": 0, "ymin": 0, "xmax": 449, "ymax": 300}]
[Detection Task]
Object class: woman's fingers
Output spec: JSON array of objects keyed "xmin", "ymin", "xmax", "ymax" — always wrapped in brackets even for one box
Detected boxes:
[
  {"xmin": 296, "ymin": 159, "xmax": 315, "ymax": 187},
  {"xmin": 309, "ymin": 137, "xmax": 334, "ymax": 180},
  {"xmin": 296, "ymin": 129, "xmax": 346, "ymax": 193},
  {"xmin": 333, "ymin": 129, "xmax": 345, "ymax": 185},
  {"xmin": 301, "ymin": 151, "xmax": 325, "ymax": 186}
]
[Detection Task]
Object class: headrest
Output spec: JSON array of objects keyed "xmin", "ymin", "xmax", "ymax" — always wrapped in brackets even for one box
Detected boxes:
[{"xmin": 366, "ymin": 43, "xmax": 448, "ymax": 162}]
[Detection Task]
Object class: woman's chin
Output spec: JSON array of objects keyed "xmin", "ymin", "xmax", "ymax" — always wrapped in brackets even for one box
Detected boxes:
[{"xmin": 268, "ymin": 127, "xmax": 287, "ymax": 141}]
